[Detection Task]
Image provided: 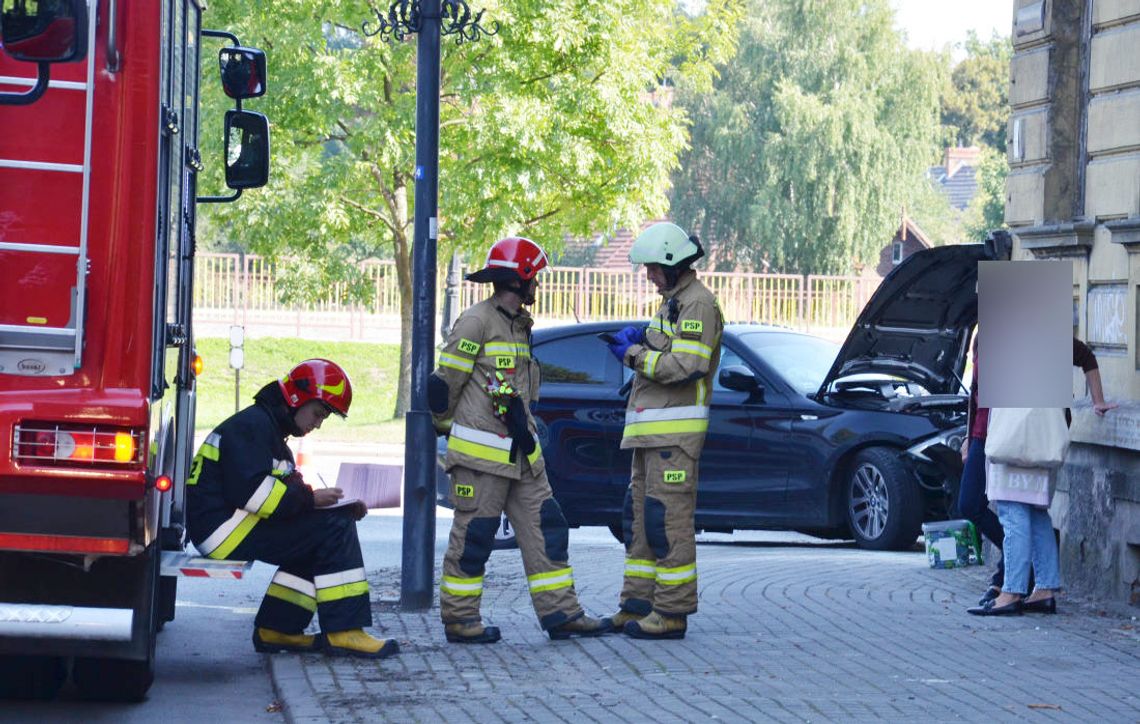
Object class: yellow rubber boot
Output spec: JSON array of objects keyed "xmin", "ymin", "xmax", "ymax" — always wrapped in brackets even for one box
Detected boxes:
[
  {"xmin": 325, "ymin": 629, "xmax": 400, "ymax": 659},
  {"xmin": 252, "ymin": 627, "xmax": 322, "ymax": 653},
  {"xmin": 623, "ymin": 611, "xmax": 687, "ymax": 640}
]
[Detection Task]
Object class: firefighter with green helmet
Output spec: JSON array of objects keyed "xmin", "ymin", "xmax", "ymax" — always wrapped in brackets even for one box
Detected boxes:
[
  {"xmin": 604, "ymin": 221, "xmax": 724, "ymax": 639},
  {"xmin": 428, "ymin": 237, "xmax": 613, "ymax": 643}
]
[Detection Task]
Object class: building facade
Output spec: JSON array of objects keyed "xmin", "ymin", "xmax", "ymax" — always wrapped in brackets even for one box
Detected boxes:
[{"xmin": 1006, "ymin": 0, "xmax": 1140, "ymax": 606}]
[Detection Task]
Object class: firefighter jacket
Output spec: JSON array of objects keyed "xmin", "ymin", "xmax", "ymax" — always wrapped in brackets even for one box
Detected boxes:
[
  {"xmin": 432, "ymin": 298, "xmax": 544, "ymax": 480},
  {"xmin": 187, "ymin": 400, "xmax": 315, "ymax": 560},
  {"xmin": 621, "ymin": 272, "xmax": 724, "ymax": 459}
]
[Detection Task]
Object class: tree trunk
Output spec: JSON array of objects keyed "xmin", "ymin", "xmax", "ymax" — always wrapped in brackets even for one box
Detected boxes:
[{"xmin": 392, "ymin": 180, "xmax": 413, "ymax": 418}]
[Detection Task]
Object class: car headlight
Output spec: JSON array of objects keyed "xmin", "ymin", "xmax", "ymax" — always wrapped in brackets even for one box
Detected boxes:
[{"xmin": 906, "ymin": 425, "xmax": 967, "ymax": 462}]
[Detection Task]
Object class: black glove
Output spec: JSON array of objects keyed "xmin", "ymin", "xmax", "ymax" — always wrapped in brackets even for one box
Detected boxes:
[
  {"xmin": 283, "ymin": 470, "xmax": 305, "ymax": 487},
  {"xmin": 428, "ymin": 374, "xmax": 449, "ymax": 414},
  {"xmin": 505, "ymin": 396, "xmax": 536, "ymax": 463}
]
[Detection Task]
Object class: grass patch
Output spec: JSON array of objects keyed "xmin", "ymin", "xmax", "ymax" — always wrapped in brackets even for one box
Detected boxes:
[{"xmin": 195, "ymin": 337, "xmax": 404, "ymax": 444}]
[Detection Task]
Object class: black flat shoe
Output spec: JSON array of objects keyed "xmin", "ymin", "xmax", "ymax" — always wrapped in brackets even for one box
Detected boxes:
[
  {"xmin": 1022, "ymin": 597, "xmax": 1057, "ymax": 614},
  {"xmin": 967, "ymin": 599, "xmax": 1023, "ymax": 616},
  {"xmin": 977, "ymin": 587, "xmax": 1001, "ymax": 606}
]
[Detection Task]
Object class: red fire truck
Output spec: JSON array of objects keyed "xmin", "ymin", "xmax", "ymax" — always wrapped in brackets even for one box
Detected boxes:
[{"xmin": 0, "ymin": 0, "xmax": 269, "ymax": 701}]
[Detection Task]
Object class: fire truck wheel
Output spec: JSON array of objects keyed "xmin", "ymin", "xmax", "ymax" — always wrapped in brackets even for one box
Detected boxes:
[
  {"xmin": 0, "ymin": 655, "xmax": 67, "ymax": 700},
  {"xmin": 73, "ymin": 656, "xmax": 156, "ymax": 702}
]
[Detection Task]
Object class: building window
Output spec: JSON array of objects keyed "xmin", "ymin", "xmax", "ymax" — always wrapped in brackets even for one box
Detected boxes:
[{"xmin": 892, "ymin": 241, "xmax": 904, "ymax": 265}]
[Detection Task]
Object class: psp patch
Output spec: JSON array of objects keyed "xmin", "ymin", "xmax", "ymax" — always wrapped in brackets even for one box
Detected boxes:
[
  {"xmin": 679, "ymin": 319, "xmax": 703, "ymax": 337},
  {"xmin": 457, "ymin": 338, "xmax": 480, "ymax": 355},
  {"xmin": 495, "ymin": 355, "xmax": 515, "ymax": 369},
  {"xmin": 663, "ymin": 470, "xmax": 687, "ymax": 484},
  {"xmin": 455, "ymin": 484, "xmax": 475, "ymax": 498}
]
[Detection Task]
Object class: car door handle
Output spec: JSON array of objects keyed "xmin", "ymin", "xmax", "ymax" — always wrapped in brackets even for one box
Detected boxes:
[{"xmin": 800, "ymin": 414, "xmax": 818, "ymax": 421}]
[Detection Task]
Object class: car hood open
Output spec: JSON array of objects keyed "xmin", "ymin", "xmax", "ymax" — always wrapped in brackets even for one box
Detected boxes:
[{"xmin": 818, "ymin": 242, "xmax": 1001, "ymax": 398}]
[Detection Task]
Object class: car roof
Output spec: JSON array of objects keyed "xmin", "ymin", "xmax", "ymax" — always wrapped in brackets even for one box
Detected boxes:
[{"xmin": 531, "ymin": 320, "xmax": 820, "ymax": 343}]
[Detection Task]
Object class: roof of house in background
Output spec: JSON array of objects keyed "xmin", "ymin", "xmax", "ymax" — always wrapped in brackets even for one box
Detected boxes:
[
  {"xmin": 929, "ymin": 146, "xmax": 981, "ymax": 211},
  {"xmin": 897, "ymin": 214, "xmax": 933, "ymax": 249}
]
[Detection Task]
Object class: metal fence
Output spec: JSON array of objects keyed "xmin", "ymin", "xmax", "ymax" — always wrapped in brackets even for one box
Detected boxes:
[{"xmin": 193, "ymin": 253, "xmax": 881, "ymax": 342}]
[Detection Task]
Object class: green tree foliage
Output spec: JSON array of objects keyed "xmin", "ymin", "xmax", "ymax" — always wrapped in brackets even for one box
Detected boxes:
[
  {"xmin": 197, "ymin": 0, "xmax": 741, "ymax": 416},
  {"xmin": 963, "ymin": 146, "xmax": 1009, "ymax": 239},
  {"xmin": 941, "ymin": 32, "xmax": 1011, "ymax": 154},
  {"xmin": 668, "ymin": 0, "xmax": 944, "ymax": 275}
]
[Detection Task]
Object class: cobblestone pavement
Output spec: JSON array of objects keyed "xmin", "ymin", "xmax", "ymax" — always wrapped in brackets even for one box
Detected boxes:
[{"xmin": 268, "ymin": 532, "xmax": 1140, "ymax": 723}]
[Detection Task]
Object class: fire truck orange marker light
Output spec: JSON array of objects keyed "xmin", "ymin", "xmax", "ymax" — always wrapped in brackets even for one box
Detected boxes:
[
  {"xmin": 114, "ymin": 432, "xmax": 135, "ymax": 462},
  {"xmin": 193, "ymin": 355, "xmax": 204, "ymax": 377},
  {"xmin": 26, "ymin": 316, "xmax": 48, "ymax": 324},
  {"xmin": 156, "ymin": 475, "xmax": 173, "ymax": 492}
]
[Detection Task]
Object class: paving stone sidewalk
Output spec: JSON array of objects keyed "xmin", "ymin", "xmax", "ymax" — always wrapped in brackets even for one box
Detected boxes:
[{"xmin": 268, "ymin": 536, "xmax": 1140, "ymax": 723}]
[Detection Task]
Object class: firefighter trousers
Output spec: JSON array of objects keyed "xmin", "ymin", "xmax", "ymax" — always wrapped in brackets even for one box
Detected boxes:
[
  {"xmin": 440, "ymin": 465, "xmax": 584, "ymax": 630},
  {"xmin": 619, "ymin": 446, "xmax": 699, "ymax": 616},
  {"xmin": 226, "ymin": 507, "xmax": 372, "ymax": 635}
]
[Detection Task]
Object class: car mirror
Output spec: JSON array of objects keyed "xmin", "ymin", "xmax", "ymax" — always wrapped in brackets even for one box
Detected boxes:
[
  {"xmin": 719, "ymin": 365, "xmax": 758, "ymax": 392},
  {"xmin": 219, "ymin": 46, "xmax": 266, "ymax": 99},
  {"xmin": 224, "ymin": 110, "xmax": 270, "ymax": 189},
  {"xmin": 0, "ymin": 0, "xmax": 87, "ymax": 64}
]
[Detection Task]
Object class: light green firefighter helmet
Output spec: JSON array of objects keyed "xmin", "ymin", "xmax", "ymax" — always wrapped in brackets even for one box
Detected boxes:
[{"xmin": 628, "ymin": 221, "xmax": 704, "ymax": 268}]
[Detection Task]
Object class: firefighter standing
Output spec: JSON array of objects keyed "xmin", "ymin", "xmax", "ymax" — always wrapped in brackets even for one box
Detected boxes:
[
  {"xmin": 430, "ymin": 237, "xmax": 612, "ymax": 643},
  {"xmin": 605, "ymin": 222, "xmax": 724, "ymax": 639},
  {"xmin": 186, "ymin": 359, "xmax": 398, "ymax": 659}
]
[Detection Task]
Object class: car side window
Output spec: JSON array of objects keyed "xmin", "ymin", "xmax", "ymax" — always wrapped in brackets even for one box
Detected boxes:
[{"xmin": 535, "ymin": 335, "xmax": 619, "ymax": 385}]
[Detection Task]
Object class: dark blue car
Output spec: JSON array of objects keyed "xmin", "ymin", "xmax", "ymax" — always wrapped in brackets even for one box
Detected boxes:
[{"xmin": 439, "ymin": 242, "xmax": 996, "ymax": 550}]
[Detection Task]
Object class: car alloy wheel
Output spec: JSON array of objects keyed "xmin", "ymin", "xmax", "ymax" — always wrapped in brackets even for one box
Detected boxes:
[{"xmin": 845, "ymin": 447, "xmax": 922, "ymax": 551}]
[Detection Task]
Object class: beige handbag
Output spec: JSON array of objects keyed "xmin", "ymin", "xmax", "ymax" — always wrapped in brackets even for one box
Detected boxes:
[{"xmin": 984, "ymin": 407, "xmax": 1070, "ymax": 469}]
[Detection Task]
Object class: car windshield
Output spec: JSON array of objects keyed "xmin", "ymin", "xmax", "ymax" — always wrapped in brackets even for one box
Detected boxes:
[{"xmin": 736, "ymin": 331, "xmax": 839, "ymax": 395}]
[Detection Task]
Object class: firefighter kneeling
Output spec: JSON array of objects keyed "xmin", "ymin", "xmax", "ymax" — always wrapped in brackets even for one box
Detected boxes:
[
  {"xmin": 431, "ymin": 237, "xmax": 612, "ymax": 643},
  {"xmin": 186, "ymin": 359, "xmax": 398, "ymax": 659}
]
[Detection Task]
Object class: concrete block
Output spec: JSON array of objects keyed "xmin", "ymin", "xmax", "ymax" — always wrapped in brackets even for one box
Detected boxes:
[
  {"xmin": 1093, "ymin": 0, "xmax": 1140, "ymax": 28},
  {"xmin": 1010, "ymin": 46, "xmax": 1052, "ymax": 108},
  {"xmin": 1010, "ymin": 108, "xmax": 1050, "ymax": 163},
  {"xmin": 1090, "ymin": 23, "xmax": 1140, "ymax": 92},
  {"xmin": 1006, "ymin": 167, "xmax": 1046, "ymax": 225},
  {"xmin": 1085, "ymin": 154, "xmax": 1140, "ymax": 219},
  {"xmin": 1088, "ymin": 90, "xmax": 1140, "ymax": 154}
]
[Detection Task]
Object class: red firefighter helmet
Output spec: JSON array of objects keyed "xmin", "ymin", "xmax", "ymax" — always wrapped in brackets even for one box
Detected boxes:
[
  {"xmin": 278, "ymin": 359, "xmax": 353, "ymax": 417},
  {"xmin": 465, "ymin": 237, "xmax": 549, "ymax": 283}
]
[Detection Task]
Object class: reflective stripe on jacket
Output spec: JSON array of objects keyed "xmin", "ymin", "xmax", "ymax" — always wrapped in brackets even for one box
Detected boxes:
[
  {"xmin": 187, "ymin": 404, "xmax": 314, "ymax": 558},
  {"xmin": 622, "ymin": 273, "xmax": 723, "ymax": 458},
  {"xmin": 432, "ymin": 298, "xmax": 544, "ymax": 479}
]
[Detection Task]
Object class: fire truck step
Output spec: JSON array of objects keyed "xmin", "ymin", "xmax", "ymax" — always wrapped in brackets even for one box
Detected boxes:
[{"xmin": 160, "ymin": 551, "xmax": 252, "ymax": 579}]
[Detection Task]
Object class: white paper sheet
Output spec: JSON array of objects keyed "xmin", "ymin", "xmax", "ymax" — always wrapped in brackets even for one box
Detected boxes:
[{"xmin": 321, "ymin": 462, "xmax": 402, "ymax": 509}]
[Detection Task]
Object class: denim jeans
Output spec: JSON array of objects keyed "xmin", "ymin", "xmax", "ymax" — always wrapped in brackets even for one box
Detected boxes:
[
  {"xmin": 996, "ymin": 500, "xmax": 1061, "ymax": 595},
  {"xmin": 958, "ymin": 438, "xmax": 1005, "ymax": 588}
]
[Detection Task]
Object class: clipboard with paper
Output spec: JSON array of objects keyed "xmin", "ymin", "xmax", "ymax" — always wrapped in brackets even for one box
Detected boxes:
[{"xmin": 317, "ymin": 463, "xmax": 402, "ymax": 509}]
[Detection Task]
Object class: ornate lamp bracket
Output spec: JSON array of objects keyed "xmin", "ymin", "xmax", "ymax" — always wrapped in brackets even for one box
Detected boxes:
[{"xmin": 363, "ymin": 0, "xmax": 499, "ymax": 43}]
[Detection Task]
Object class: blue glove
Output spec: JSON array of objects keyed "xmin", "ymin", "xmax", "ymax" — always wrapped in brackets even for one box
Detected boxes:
[{"xmin": 607, "ymin": 325, "xmax": 645, "ymax": 362}]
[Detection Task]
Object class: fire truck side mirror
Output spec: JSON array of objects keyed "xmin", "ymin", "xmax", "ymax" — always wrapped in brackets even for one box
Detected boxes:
[
  {"xmin": 224, "ymin": 109, "xmax": 270, "ymax": 190},
  {"xmin": 219, "ymin": 46, "xmax": 266, "ymax": 100},
  {"xmin": 0, "ymin": 0, "xmax": 87, "ymax": 64}
]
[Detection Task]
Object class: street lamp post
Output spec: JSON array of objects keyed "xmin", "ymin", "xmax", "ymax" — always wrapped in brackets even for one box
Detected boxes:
[{"xmin": 363, "ymin": 0, "xmax": 496, "ymax": 611}]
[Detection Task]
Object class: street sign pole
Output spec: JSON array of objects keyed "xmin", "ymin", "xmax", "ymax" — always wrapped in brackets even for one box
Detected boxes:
[{"xmin": 364, "ymin": 0, "xmax": 497, "ymax": 611}]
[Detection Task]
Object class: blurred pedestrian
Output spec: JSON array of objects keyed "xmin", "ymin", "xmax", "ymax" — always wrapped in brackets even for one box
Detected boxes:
[{"xmin": 967, "ymin": 338, "xmax": 1115, "ymax": 615}]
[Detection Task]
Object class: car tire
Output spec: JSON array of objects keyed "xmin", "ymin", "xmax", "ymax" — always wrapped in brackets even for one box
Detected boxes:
[{"xmin": 845, "ymin": 447, "xmax": 922, "ymax": 551}]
